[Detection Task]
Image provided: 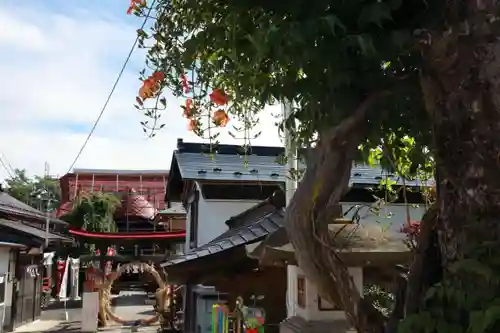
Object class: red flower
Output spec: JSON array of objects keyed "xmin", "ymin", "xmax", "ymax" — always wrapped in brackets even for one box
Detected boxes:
[
  {"xmin": 127, "ymin": 0, "xmax": 146, "ymax": 14},
  {"xmin": 152, "ymin": 71, "xmax": 164, "ymax": 81},
  {"xmin": 181, "ymin": 74, "xmax": 190, "ymax": 94},
  {"xmin": 212, "ymin": 110, "xmax": 230, "ymax": 127},
  {"xmin": 188, "ymin": 118, "xmax": 197, "ymax": 132},
  {"xmin": 184, "ymin": 99, "xmax": 193, "ymax": 118},
  {"xmin": 139, "ymin": 77, "xmax": 156, "ymax": 99},
  {"xmin": 209, "ymin": 89, "xmax": 229, "ymax": 106},
  {"xmin": 400, "ymin": 220, "xmax": 421, "ymax": 236},
  {"xmin": 138, "ymin": 71, "xmax": 164, "ymax": 99}
]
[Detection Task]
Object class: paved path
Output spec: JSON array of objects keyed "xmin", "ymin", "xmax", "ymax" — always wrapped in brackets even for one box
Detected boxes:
[{"xmin": 11, "ymin": 291, "xmax": 160, "ymax": 333}]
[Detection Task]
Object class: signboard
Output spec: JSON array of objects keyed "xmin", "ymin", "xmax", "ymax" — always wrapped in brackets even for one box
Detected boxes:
[{"xmin": 81, "ymin": 292, "xmax": 99, "ymax": 332}]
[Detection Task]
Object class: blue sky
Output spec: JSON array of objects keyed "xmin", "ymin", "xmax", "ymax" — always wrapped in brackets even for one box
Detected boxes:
[{"xmin": 0, "ymin": 1, "xmax": 281, "ymax": 182}]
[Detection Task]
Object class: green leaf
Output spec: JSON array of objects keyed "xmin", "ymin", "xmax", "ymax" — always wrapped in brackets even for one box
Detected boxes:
[
  {"xmin": 321, "ymin": 15, "xmax": 346, "ymax": 35},
  {"xmin": 358, "ymin": 3, "xmax": 393, "ymax": 28},
  {"xmin": 356, "ymin": 34, "xmax": 376, "ymax": 55},
  {"xmin": 449, "ymin": 259, "xmax": 494, "ymax": 281}
]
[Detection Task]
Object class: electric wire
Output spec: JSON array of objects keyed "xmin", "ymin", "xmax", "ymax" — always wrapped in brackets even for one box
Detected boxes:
[
  {"xmin": 0, "ymin": 155, "xmax": 13, "ymax": 178},
  {"xmin": 0, "ymin": 150, "xmax": 14, "ymax": 176},
  {"xmin": 66, "ymin": 2, "xmax": 156, "ymax": 174}
]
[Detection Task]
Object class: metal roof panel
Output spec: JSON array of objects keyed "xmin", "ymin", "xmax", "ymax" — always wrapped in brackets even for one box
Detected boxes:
[{"xmin": 173, "ymin": 152, "xmax": 430, "ymax": 186}]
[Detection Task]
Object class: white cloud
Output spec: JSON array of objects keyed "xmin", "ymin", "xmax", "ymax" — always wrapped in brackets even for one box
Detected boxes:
[{"xmin": 0, "ymin": 2, "xmax": 281, "ymax": 183}]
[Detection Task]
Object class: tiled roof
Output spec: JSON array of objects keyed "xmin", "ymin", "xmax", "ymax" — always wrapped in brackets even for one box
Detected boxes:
[
  {"xmin": 71, "ymin": 169, "xmax": 169, "ymax": 175},
  {"xmin": 0, "ymin": 192, "xmax": 67, "ymax": 225},
  {"xmin": 0, "ymin": 219, "xmax": 71, "ymax": 242},
  {"xmin": 0, "ymin": 192, "xmax": 47, "ymax": 215},
  {"xmin": 169, "ymin": 139, "xmax": 430, "ymax": 186},
  {"xmin": 162, "ymin": 209, "xmax": 284, "ymax": 267}
]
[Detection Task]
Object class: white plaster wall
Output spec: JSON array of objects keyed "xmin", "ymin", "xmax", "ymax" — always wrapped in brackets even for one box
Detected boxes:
[
  {"xmin": 285, "ymin": 203, "xmax": 425, "ymax": 322},
  {"xmin": 196, "ymin": 199, "xmax": 261, "ymax": 247},
  {"xmin": 0, "ymin": 248, "xmax": 12, "ymax": 307},
  {"xmin": 288, "ymin": 265, "xmax": 363, "ymax": 321},
  {"xmin": 341, "ymin": 202, "xmax": 426, "ymax": 237}
]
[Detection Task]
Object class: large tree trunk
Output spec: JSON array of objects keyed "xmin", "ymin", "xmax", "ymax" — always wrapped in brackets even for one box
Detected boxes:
[
  {"xmin": 421, "ymin": 0, "xmax": 500, "ymax": 264},
  {"xmin": 421, "ymin": 3, "xmax": 500, "ymax": 266},
  {"xmin": 284, "ymin": 94, "xmax": 387, "ymax": 333},
  {"xmin": 416, "ymin": 1, "xmax": 500, "ymax": 330},
  {"xmin": 403, "ymin": 205, "xmax": 442, "ymax": 315}
]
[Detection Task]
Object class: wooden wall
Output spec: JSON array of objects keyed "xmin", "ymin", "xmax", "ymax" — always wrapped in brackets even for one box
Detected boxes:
[{"xmin": 210, "ymin": 266, "xmax": 287, "ymax": 333}]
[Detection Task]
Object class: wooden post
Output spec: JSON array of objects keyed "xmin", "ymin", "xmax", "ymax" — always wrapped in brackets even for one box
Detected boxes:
[{"xmin": 98, "ymin": 243, "xmax": 107, "ymax": 327}]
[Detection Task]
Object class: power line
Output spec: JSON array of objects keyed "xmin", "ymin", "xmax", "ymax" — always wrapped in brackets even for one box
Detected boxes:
[
  {"xmin": 66, "ymin": 1, "xmax": 156, "ymax": 174},
  {"xmin": 0, "ymin": 155, "xmax": 13, "ymax": 179},
  {"xmin": 0, "ymin": 150, "xmax": 15, "ymax": 176}
]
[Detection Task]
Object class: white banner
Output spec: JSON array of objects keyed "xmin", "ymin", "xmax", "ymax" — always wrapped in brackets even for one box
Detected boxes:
[{"xmin": 58, "ymin": 257, "xmax": 70, "ymax": 300}]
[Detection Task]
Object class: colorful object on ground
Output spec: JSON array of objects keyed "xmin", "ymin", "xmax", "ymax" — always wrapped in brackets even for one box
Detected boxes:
[
  {"xmin": 212, "ymin": 304, "xmax": 229, "ymax": 333},
  {"xmin": 243, "ymin": 307, "xmax": 265, "ymax": 333}
]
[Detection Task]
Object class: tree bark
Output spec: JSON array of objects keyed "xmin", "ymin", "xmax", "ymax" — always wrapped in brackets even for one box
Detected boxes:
[
  {"xmin": 420, "ymin": 1, "xmax": 500, "ymax": 266},
  {"xmin": 404, "ymin": 204, "xmax": 441, "ymax": 315},
  {"xmin": 415, "ymin": 2, "xmax": 500, "ymax": 331},
  {"xmin": 284, "ymin": 94, "xmax": 387, "ymax": 333}
]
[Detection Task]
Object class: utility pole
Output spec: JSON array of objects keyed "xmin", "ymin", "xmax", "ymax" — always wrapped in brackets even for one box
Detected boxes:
[
  {"xmin": 283, "ymin": 101, "xmax": 299, "ymax": 318},
  {"xmin": 283, "ymin": 101, "xmax": 298, "ymax": 205},
  {"xmin": 44, "ymin": 162, "xmax": 51, "ymax": 248}
]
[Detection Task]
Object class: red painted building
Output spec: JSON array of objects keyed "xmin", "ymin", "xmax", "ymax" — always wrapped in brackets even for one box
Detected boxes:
[
  {"xmin": 58, "ymin": 169, "xmax": 167, "ymax": 216},
  {"xmin": 56, "ymin": 169, "xmax": 186, "ymax": 256}
]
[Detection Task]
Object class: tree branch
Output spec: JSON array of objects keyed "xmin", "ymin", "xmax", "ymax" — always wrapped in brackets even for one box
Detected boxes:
[{"xmin": 286, "ymin": 91, "xmax": 390, "ymax": 333}]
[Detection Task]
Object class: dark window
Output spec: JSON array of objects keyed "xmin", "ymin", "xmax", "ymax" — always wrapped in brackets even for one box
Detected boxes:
[
  {"xmin": 297, "ymin": 276, "xmax": 306, "ymax": 309},
  {"xmin": 200, "ymin": 184, "xmax": 280, "ymax": 200},
  {"xmin": 0, "ymin": 279, "xmax": 5, "ymax": 303},
  {"xmin": 189, "ymin": 192, "xmax": 199, "ymax": 247}
]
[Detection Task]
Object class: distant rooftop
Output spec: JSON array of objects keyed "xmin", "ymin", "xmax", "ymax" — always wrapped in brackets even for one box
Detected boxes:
[{"xmin": 70, "ymin": 169, "xmax": 169, "ymax": 175}]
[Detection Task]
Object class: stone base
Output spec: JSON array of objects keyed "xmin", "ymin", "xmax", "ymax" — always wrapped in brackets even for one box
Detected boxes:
[{"xmin": 280, "ymin": 316, "xmax": 353, "ymax": 333}]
